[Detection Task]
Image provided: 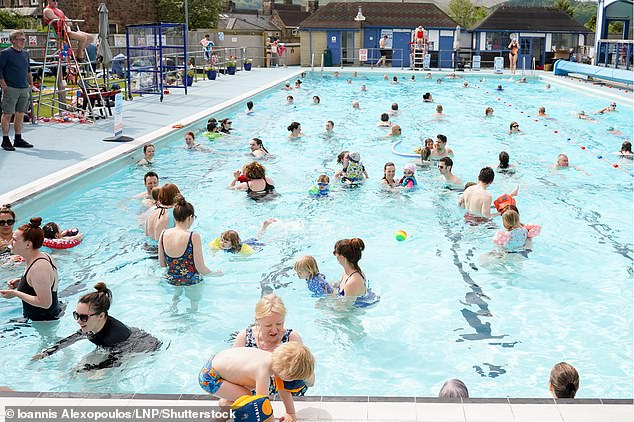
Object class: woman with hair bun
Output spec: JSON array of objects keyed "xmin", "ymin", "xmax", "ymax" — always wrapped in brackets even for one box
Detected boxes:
[
  {"xmin": 32, "ymin": 282, "xmax": 161, "ymax": 369},
  {"xmin": 0, "ymin": 217, "xmax": 63, "ymax": 321},
  {"xmin": 159, "ymin": 195, "xmax": 218, "ymax": 287},
  {"xmin": 333, "ymin": 238, "xmax": 379, "ymax": 306},
  {"xmin": 549, "ymin": 362, "xmax": 579, "ymax": 399}
]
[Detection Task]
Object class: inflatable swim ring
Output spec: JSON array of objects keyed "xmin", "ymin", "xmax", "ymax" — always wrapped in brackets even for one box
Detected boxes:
[{"xmin": 43, "ymin": 236, "xmax": 82, "ymax": 249}]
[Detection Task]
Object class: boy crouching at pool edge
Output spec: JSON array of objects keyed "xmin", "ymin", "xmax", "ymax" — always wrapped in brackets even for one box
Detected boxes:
[{"xmin": 199, "ymin": 342, "xmax": 315, "ymax": 422}]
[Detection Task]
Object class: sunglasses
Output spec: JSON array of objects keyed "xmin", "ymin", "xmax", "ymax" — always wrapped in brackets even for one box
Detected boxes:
[
  {"xmin": 0, "ymin": 219, "xmax": 15, "ymax": 226},
  {"xmin": 512, "ymin": 125, "xmax": 519, "ymax": 128},
  {"xmin": 317, "ymin": 182, "xmax": 329, "ymax": 187},
  {"xmin": 73, "ymin": 311, "xmax": 99, "ymax": 322},
  {"xmin": 404, "ymin": 170, "xmax": 414, "ymax": 175}
]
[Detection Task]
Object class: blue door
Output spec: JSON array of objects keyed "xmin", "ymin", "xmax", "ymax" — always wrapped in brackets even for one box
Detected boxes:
[
  {"xmin": 392, "ymin": 31, "xmax": 410, "ymax": 67},
  {"xmin": 327, "ymin": 31, "xmax": 341, "ymax": 65},
  {"xmin": 363, "ymin": 29, "xmax": 380, "ymax": 63},
  {"xmin": 439, "ymin": 36, "xmax": 453, "ymax": 68},
  {"xmin": 519, "ymin": 37, "xmax": 545, "ymax": 70}
]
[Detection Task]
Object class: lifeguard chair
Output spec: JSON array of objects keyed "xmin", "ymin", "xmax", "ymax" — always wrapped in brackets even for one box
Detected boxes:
[{"xmin": 411, "ymin": 26, "xmax": 428, "ymax": 70}]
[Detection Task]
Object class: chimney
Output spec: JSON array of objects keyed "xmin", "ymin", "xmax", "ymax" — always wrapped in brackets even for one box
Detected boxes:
[
  {"xmin": 284, "ymin": 0, "xmax": 292, "ymax": 5},
  {"xmin": 262, "ymin": 0, "xmax": 273, "ymax": 15},
  {"xmin": 306, "ymin": 0, "xmax": 318, "ymax": 13}
]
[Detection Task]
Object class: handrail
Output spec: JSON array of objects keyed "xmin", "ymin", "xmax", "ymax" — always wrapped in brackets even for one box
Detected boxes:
[
  {"xmin": 531, "ymin": 57, "xmax": 536, "ymax": 76},
  {"xmin": 521, "ymin": 56, "xmax": 525, "ymax": 76},
  {"xmin": 311, "ymin": 53, "xmax": 314, "ymax": 70},
  {"xmin": 320, "ymin": 53, "xmax": 324, "ymax": 72}
]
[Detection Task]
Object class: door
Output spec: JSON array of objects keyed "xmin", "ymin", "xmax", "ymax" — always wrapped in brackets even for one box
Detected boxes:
[
  {"xmin": 439, "ymin": 36, "xmax": 453, "ymax": 68},
  {"xmin": 327, "ymin": 31, "xmax": 341, "ymax": 65},
  {"xmin": 391, "ymin": 31, "xmax": 410, "ymax": 67},
  {"xmin": 363, "ymin": 28, "xmax": 380, "ymax": 62},
  {"xmin": 341, "ymin": 31, "xmax": 355, "ymax": 65},
  {"xmin": 519, "ymin": 37, "xmax": 544, "ymax": 70}
]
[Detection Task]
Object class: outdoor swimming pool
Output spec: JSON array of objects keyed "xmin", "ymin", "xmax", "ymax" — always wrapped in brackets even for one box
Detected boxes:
[{"xmin": 0, "ymin": 72, "xmax": 632, "ymax": 398}]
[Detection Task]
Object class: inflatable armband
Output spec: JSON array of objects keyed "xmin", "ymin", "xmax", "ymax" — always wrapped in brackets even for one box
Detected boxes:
[
  {"xmin": 494, "ymin": 194, "xmax": 516, "ymax": 213},
  {"xmin": 230, "ymin": 395, "xmax": 273, "ymax": 422}
]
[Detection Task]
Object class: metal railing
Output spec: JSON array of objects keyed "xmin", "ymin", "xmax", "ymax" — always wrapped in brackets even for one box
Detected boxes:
[{"xmin": 596, "ymin": 39, "xmax": 633, "ymax": 70}]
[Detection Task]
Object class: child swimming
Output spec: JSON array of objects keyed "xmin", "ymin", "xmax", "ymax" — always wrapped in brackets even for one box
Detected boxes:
[
  {"xmin": 210, "ymin": 218, "xmax": 277, "ymax": 255},
  {"xmin": 309, "ymin": 175, "xmax": 330, "ymax": 196},
  {"xmin": 492, "ymin": 209, "xmax": 541, "ymax": 252},
  {"xmin": 294, "ymin": 255, "xmax": 333, "ymax": 295},
  {"xmin": 399, "ymin": 164, "xmax": 417, "ymax": 188}
]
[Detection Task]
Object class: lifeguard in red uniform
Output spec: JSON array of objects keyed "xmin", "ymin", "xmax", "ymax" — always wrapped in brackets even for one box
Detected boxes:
[
  {"xmin": 414, "ymin": 26, "xmax": 427, "ymax": 50},
  {"xmin": 42, "ymin": 0, "xmax": 93, "ymax": 60}
]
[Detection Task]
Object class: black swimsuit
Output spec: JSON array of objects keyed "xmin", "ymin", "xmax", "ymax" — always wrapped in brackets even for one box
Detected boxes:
[{"xmin": 16, "ymin": 254, "xmax": 62, "ymax": 321}]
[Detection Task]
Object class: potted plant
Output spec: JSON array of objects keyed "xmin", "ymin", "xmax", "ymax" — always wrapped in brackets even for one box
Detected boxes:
[
  {"xmin": 226, "ymin": 56, "xmax": 237, "ymax": 75},
  {"xmin": 244, "ymin": 58, "xmax": 252, "ymax": 71},
  {"xmin": 186, "ymin": 69, "xmax": 195, "ymax": 86},
  {"xmin": 205, "ymin": 66, "xmax": 217, "ymax": 80}
]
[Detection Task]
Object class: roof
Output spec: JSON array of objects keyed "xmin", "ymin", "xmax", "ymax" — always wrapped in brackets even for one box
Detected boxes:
[
  {"xmin": 299, "ymin": 2, "xmax": 457, "ymax": 30},
  {"xmin": 275, "ymin": 9, "xmax": 311, "ymax": 27},
  {"xmin": 471, "ymin": 7, "xmax": 591, "ymax": 33},
  {"xmin": 217, "ymin": 13, "xmax": 280, "ymax": 31}
]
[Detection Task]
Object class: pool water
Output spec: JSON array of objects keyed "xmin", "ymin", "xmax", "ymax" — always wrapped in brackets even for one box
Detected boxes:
[{"xmin": 1, "ymin": 72, "xmax": 632, "ymax": 398}]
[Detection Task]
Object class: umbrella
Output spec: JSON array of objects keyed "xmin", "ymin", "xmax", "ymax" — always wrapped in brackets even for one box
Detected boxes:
[{"xmin": 97, "ymin": 3, "xmax": 113, "ymax": 84}]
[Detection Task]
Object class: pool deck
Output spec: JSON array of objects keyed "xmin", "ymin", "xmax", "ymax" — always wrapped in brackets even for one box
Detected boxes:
[
  {"xmin": 0, "ymin": 393, "xmax": 632, "ymax": 422},
  {"xmin": 0, "ymin": 68, "xmax": 632, "ymax": 420}
]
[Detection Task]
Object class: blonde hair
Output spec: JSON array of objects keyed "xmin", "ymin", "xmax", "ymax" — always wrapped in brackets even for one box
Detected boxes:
[
  {"xmin": 549, "ymin": 362, "xmax": 579, "ymax": 398},
  {"xmin": 294, "ymin": 256, "xmax": 319, "ymax": 279},
  {"xmin": 220, "ymin": 230, "xmax": 241, "ymax": 253},
  {"xmin": 271, "ymin": 342, "xmax": 315, "ymax": 381},
  {"xmin": 255, "ymin": 294, "xmax": 287, "ymax": 320},
  {"xmin": 502, "ymin": 209, "xmax": 521, "ymax": 230},
  {"xmin": 317, "ymin": 174, "xmax": 329, "ymax": 184}
]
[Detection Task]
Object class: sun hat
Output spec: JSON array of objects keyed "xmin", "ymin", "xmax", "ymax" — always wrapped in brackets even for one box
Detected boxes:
[
  {"xmin": 404, "ymin": 164, "xmax": 416, "ymax": 173},
  {"xmin": 349, "ymin": 152, "xmax": 360, "ymax": 162}
]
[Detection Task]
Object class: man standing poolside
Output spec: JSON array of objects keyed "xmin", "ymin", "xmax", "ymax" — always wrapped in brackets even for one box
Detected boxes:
[
  {"xmin": 458, "ymin": 167, "xmax": 497, "ymax": 220},
  {"xmin": 376, "ymin": 35, "xmax": 388, "ymax": 67},
  {"xmin": 438, "ymin": 157, "xmax": 463, "ymax": 188},
  {"xmin": 0, "ymin": 30, "xmax": 34, "ymax": 151}
]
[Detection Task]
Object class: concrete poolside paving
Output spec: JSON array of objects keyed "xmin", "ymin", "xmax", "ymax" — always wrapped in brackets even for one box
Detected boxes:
[{"xmin": 0, "ymin": 68, "xmax": 632, "ymax": 420}]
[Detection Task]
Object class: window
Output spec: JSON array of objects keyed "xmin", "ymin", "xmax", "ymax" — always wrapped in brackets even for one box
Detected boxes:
[
  {"xmin": 484, "ymin": 32, "xmax": 509, "ymax": 51},
  {"xmin": 551, "ymin": 33, "xmax": 577, "ymax": 51}
]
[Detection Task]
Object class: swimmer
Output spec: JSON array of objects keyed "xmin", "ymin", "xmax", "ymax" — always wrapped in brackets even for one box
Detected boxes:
[
  {"xmin": 434, "ymin": 104, "xmax": 444, "ymax": 118},
  {"xmin": 137, "ymin": 144, "xmax": 155, "ymax": 165},
  {"xmin": 294, "ymin": 79, "xmax": 302, "ymax": 89},
  {"xmin": 436, "ymin": 78, "xmax": 442, "ymax": 84},
  {"xmin": 282, "ymin": 81, "xmax": 292, "ymax": 91},
  {"xmin": 352, "ymin": 100, "xmax": 360, "ymax": 109},
  {"xmin": 353, "ymin": 71, "xmax": 358, "ymax": 78},
  {"xmin": 537, "ymin": 107, "xmax": 548, "ymax": 117},
  {"xmin": 287, "ymin": 121, "xmax": 304, "ymax": 138},
  {"xmin": 42, "ymin": 222, "xmax": 84, "ymax": 245},
  {"xmin": 32, "ymin": 282, "xmax": 161, "ymax": 370},
  {"xmin": 295, "ymin": 255, "xmax": 332, "ymax": 295},
  {"xmin": 341, "ymin": 152, "xmax": 368, "ymax": 183},
  {"xmin": 496, "ymin": 151, "xmax": 515, "ymax": 172},
  {"xmin": 312, "ymin": 95, "xmax": 320, "ymax": 104},
  {"xmin": 549, "ymin": 362, "xmax": 579, "ymax": 399},
  {"xmin": 425, "ymin": 72, "xmax": 432, "ymax": 79},
  {"xmin": 286, "ymin": 95, "xmax": 294, "ymax": 104},
  {"xmin": 509, "ymin": 122, "xmax": 521, "ymax": 134},
  {"xmin": 607, "ymin": 126, "xmax": 624, "ymax": 136},
  {"xmin": 415, "ymin": 138, "xmax": 434, "ymax": 166},
  {"xmin": 479, "ymin": 77, "xmax": 486, "ymax": 83},
  {"xmin": 496, "ymin": 84, "xmax": 503, "ymax": 91},
  {"xmin": 380, "ymin": 162, "xmax": 399, "ymax": 188},
  {"xmin": 210, "ymin": 218, "xmax": 278, "ymax": 255},
  {"xmin": 309, "ymin": 174, "xmax": 330, "ymax": 197},
  {"xmin": 577, "ymin": 111, "xmax": 597, "ymax": 122},
  {"xmin": 184, "ymin": 132, "xmax": 210, "ymax": 151},
  {"xmin": 614, "ymin": 141, "xmax": 633, "ymax": 158},
  {"xmin": 346, "ymin": 78, "xmax": 351, "ymax": 84},
  {"xmin": 410, "ymin": 75, "xmax": 415, "ymax": 81},
  {"xmin": 389, "ymin": 102, "xmax": 399, "ymax": 116},
  {"xmin": 249, "ymin": 138, "xmax": 269, "ymax": 159},
  {"xmin": 485, "ymin": 107, "xmax": 494, "ymax": 116},
  {"xmin": 198, "ymin": 342, "xmax": 314, "ymax": 421},
  {"xmin": 438, "ymin": 157, "xmax": 463, "ymax": 188},
  {"xmin": 383, "ymin": 74, "xmax": 389, "ymax": 80},
  {"xmin": 377, "ymin": 113, "xmax": 392, "ymax": 127},
  {"xmin": 517, "ymin": 76, "xmax": 527, "ymax": 83},
  {"xmin": 360, "ymin": 84, "xmax": 367, "ymax": 92},
  {"xmin": 334, "ymin": 71, "xmax": 339, "ymax": 77},
  {"xmin": 219, "ymin": 118, "xmax": 233, "ymax": 134},
  {"xmin": 545, "ymin": 83, "xmax": 551, "ymax": 89},
  {"xmin": 430, "ymin": 134, "xmax": 454, "ymax": 160},
  {"xmin": 138, "ymin": 171, "xmax": 159, "ymax": 205},
  {"xmin": 552, "ymin": 154, "xmax": 590, "ymax": 175},
  {"xmin": 391, "ymin": 76, "xmax": 399, "ymax": 84},
  {"xmin": 387, "ymin": 125, "xmax": 402, "ymax": 137},
  {"xmin": 399, "ymin": 164, "xmax": 417, "ymax": 188},
  {"xmin": 463, "ymin": 81, "xmax": 468, "ymax": 87},
  {"xmin": 325, "ymin": 120, "xmax": 334, "ymax": 134},
  {"xmin": 458, "ymin": 167, "xmax": 498, "ymax": 220},
  {"xmin": 245, "ymin": 101, "xmax": 255, "ymax": 115},
  {"xmin": 334, "ymin": 238, "xmax": 369, "ymax": 297},
  {"xmin": 422, "ymin": 92, "xmax": 433, "ymax": 102},
  {"xmin": 334, "ymin": 151, "xmax": 349, "ymax": 181},
  {"xmin": 596, "ymin": 102, "xmax": 617, "ymax": 114},
  {"xmin": 492, "ymin": 209, "xmax": 540, "ymax": 252}
]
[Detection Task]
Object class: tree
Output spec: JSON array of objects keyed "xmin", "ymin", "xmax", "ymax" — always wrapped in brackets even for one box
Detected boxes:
[
  {"xmin": 156, "ymin": 0, "xmax": 224, "ymax": 30},
  {"xmin": 448, "ymin": 0, "xmax": 474, "ymax": 27},
  {"xmin": 0, "ymin": 10, "xmax": 40, "ymax": 30},
  {"xmin": 585, "ymin": 15, "xmax": 596, "ymax": 32},
  {"xmin": 554, "ymin": 0, "xmax": 574, "ymax": 17}
]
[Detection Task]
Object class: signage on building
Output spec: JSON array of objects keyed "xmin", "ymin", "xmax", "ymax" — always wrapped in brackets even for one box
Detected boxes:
[
  {"xmin": 359, "ymin": 49, "xmax": 367, "ymax": 61},
  {"xmin": 218, "ymin": 32, "xmax": 224, "ymax": 41},
  {"xmin": 28, "ymin": 35, "xmax": 37, "ymax": 46},
  {"xmin": 114, "ymin": 34, "xmax": 126, "ymax": 48}
]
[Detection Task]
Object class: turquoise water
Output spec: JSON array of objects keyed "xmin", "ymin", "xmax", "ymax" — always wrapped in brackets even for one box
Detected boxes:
[{"xmin": 0, "ymin": 72, "xmax": 632, "ymax": 398}]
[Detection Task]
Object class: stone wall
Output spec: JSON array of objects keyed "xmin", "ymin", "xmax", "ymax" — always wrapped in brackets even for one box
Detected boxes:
[{"xmin": 58, "ymin": 0, "xmax": 158, "ymax": 33}]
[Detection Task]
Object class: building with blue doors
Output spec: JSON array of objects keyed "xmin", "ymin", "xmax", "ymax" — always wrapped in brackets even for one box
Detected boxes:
[
  {"xmin": 298, "ymin": 2, "xmax": 458, "ymax": 68},
  {"xmin": 595, "ymin": 0, "xmax": 633, "ymax": 69},
  {"xmin": 470, "ymin": 7, "xmax": 591, "ymax": 70}
]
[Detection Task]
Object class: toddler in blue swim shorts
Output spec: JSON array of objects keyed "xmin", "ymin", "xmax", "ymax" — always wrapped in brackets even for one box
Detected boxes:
[{"xmin": 294, "ymin": 255, "xmax": 332, "ymax": 295}]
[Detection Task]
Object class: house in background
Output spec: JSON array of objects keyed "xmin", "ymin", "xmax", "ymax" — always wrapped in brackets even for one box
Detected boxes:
[
  {"xmin": 299, "ymin": 2, "xmax": 458, "ymax": 68},
  {"xmin": 470, "ymin": 6, "xmax": 592, "ymax": 70},
  {"xmin": 595, "ymin": 0, "xmax": 633, "ymax": 69}
]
